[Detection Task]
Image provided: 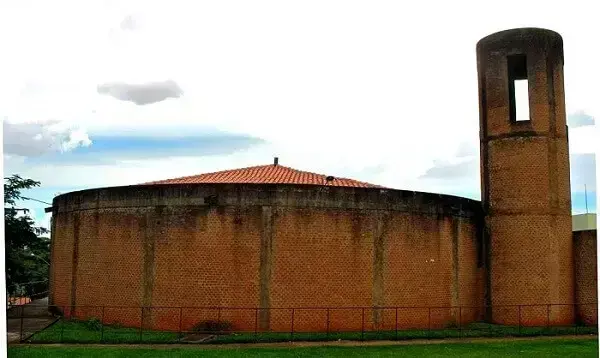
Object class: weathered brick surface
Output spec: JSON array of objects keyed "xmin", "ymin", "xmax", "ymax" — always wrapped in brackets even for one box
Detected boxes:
[
  {"xmin": 49, "ymin": 212, "xmax": 72, "ymax": 314},
  {"xmin": 49, "ymin": 184, "xmax": 483, "ymax": 332},
  {"xmin": 573, "ymin": 230, "xmax": 598, "ymax": 325},
  {"xmin": 477, "ymin": 28, "xmax": 575, "ymax": 326}
]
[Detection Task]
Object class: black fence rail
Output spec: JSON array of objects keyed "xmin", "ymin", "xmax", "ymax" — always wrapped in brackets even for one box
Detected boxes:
[{"xmin": 8, "ymin": 303, "xmax": 598, "ymax": 344}]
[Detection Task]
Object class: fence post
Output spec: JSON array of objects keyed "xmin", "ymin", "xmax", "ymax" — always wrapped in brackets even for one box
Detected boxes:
[
  {"xmin": 218, "ymin": 307, "xmax": 222, "ymax": 335},
  {"xmin": 459, "ymin": 307, "xmax": 462, "ymax": 338},
  {"xmin": 395, "ymin": 308, "xmax": 398, "ymax": 340},
  {"xmin": 60, "ymin": 306, "xmax": 65, "ymax": 343},
  {"xmin": 326, "ymin": 308, "xmax": 330, "ymax": 339},
  {"xmin": 178, "ymin": 307, "xmax": 183, "ymax": 340},
  {"xmin": 139, "ymin": 307, "xmax": 144, "ymax": 343},
  {"xmin": 254, "ymin": 308, "xmax": 258, "ymax": 340},
  {"xmin": 428, "ymin": 307, "xmax": 431, "ymax": 336},
  {"xmin": 361, "ymin": 308, "xmax": 365, "ymax": 341},
  {"xmin": 19, "ymin": 305, "xmax": 24, "ymax": 342},
  {"xmin": 518, "ymin": 305, "xmax": 521, "ymax": 335},
  {"xmin": 290, "ymin": 309, "xmax": 295, "ymax": 341},
  {"xmin": 100, "ymin": 306, "xmax": 105, "ymax": 343},
  {"xmin": 574, "ymin": 304, "xmax": 578, "ymax": 335},
  {"xmin": 489, "ymin": 305, "xmax": 492, "ymax": 337},
  {"xmin": 546, "ymin": 304, "xmax": 550, "ymax": 334}
]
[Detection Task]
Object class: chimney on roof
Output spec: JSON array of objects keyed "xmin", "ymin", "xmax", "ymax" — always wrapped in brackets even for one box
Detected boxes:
[{"xmin": 274, "ymin": 157, "xmax": 279, "ymax": 166}]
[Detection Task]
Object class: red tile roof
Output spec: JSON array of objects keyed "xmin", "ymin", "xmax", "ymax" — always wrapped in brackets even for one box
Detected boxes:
[{"xmin": 141, "ymin": 164, "xmax": 385, "ymax": 188}]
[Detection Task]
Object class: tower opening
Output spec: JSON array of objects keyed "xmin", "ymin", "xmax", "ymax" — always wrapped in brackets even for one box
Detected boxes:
[{"xmin": 507, "ymin": 54, "xmax": 530, "ymax": 122}]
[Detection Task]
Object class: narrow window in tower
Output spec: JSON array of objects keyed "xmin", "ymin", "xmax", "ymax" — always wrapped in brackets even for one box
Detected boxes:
[
  {"xmin": 507, "ymin": 54, "xmax": 530, "ymax": 122},
  {"xmin": 514, "ymin": 79, "xmax": 530, "ymax": 122}
]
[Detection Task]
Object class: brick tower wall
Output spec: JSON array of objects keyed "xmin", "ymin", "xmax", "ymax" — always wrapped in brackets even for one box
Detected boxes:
[
  {"xmin": 477, "ymin": 28, "xmax": 574, "ymax": 326},
  {"xmin": 49, "ymin": 184, "xmax": 485, "ymax": 332},
  {"xmin": 573, "ymin": 230, "xmax": 598, "ymax": 325}
]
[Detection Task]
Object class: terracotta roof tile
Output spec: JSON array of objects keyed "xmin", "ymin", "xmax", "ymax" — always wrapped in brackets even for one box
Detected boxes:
[{"xmin": 141, "ymin": 164, "xmax": 385, "ymax": 189}]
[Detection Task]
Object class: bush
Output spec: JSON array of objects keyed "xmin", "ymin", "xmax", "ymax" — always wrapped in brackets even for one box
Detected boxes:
[
  {"xmin": 445, "ymin": 318, "xmax": 459, "ymax": 329},
  {"xmin": 84, "ymin": 317, "xmax": 103, "ymax": 331},
  {"xmin": 191, "ymin": 320, "xmax": 233, "ymax": 333}
]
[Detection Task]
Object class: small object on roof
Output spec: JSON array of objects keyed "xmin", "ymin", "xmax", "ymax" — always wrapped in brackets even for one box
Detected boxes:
[
  {"xmin": 326, "ymin": 176, "xmax": 335, "ymax": 182},
  {"xmin": 274, "ymin": 157, "xmax": 279, "ymax": 166}
]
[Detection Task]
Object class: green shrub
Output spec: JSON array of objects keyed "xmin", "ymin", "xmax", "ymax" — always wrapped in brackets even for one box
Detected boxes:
[
  {"xmin": 445, "ymin": 318, "xmax": 459, "ymax": 329},
  {"xmin": 84, "ymin": 317, "xmax": 103, "ymax": 331}
]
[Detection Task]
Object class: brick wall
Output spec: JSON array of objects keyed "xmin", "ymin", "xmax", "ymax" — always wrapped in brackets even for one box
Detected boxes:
[
  {"xmin": 48, "ymin": 187, "xmax": 596, "ymax": 333},
  {"xmin": 49, "ymin": 184, "xmax": 483, "ymax": 332},
  {"xmin": 573, "ymin": 230, "xmax": 598, "ymax": 325}
]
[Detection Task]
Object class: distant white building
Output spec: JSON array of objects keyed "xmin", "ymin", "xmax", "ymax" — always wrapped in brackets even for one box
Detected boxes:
[{"xmin": 572, "ymin": 213, "xmax": 597, "ymax": 232}]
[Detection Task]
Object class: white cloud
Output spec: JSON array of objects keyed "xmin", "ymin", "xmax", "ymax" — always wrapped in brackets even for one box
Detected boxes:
[
  {"xmin": 569, "ymin": 126, "xmax": 597, "ymax": 155},
  {"xmin": 60, "ymin": 127, "xmax": 92, "ymax": 152},
  {"xmin": 3, "ymin": 121, "xmax": 92, "ymax": 157},
  {"xmin": 0, "ymin": 1, "xmax": 598, "ymax": 199},
  {"xmin": 119, "ymin": 14, "xmax": 137, "ymax": 32},
  {"xmin": 97, "ymin": 80, "xmax": 183, "ymax": 105}
]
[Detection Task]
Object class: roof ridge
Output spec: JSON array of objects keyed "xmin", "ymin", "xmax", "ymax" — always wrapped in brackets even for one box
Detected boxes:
[{"xmin": 139, "ymin": 162, "xmax": 385, "ymax": 188}]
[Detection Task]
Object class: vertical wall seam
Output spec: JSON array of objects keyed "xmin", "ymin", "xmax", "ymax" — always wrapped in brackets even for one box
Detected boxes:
[
  {"xmin": 141, "ymin": 207, "xmax": 159, "ymax": 328},
  {"xmin": 70, "ymin": 213, "xmax": 80, "ymax": 315},
  {"xmin": 546, "ymin": 55, "xmax": 561, "ymax": 308},
  {"xmin": 478, "ymin": 60, "xmax": 493, "ymax": 316},
  {"xmin": 372, "ymin": 210, "xmax": 386, "ymax": 326},
  {"xmin": 48, "ymin": 211, "xmax": 57, "ymax": 306},
  {"xmin": 451, "ymin": 215, "xmax": 461, "ymax": 309},
  {"xmin": 259, "ymin": 205, "xmax": 274, "ymax": 330}
]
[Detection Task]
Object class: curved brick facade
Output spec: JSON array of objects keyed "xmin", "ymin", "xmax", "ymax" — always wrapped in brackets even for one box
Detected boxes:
[
  {"xmin": 47, "ymin": 27, "xmax": 596, "ymax": 334},
  {"xmin": 49, "ymin": 184, "xmax": 485, "ymax": 332},
  {"xmin": 477, "ymin": 28, "xmax": 574, "ymax": 325}
]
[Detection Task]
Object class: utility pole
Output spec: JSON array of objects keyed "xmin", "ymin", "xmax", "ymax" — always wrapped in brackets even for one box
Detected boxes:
[{"xmin": 584, "ymin": 184, "xmax": 589, "ymax": 214}]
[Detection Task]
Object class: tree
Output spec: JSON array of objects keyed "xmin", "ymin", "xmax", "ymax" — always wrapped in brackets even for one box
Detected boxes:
[{"xmin": 4, "ymin": 175, "xmax": 50, "ymax": 298}]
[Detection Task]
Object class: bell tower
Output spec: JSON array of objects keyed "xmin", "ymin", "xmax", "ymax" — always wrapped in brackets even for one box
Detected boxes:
[{"xmin": 477, "ymin": 28, "xmax": 574, "ymax": 325}]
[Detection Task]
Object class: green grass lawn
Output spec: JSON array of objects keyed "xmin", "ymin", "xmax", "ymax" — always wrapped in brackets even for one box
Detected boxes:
[
  {"xmin": 27, "ymin": 318, "xmax": 598, "ymax": 344},
  {"xmin": 8, "ymin": 338, "xmax": 600, "ymax": 357}
]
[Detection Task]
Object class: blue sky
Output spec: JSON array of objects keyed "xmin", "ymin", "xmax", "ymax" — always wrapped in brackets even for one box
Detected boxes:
[
  {"xmin": 1, "ymin": 1, "xmax": 597, "ymax": 229},
  {"xmin": 22, "ymin": 134, "xmax": 265, "ymax": 166}
]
